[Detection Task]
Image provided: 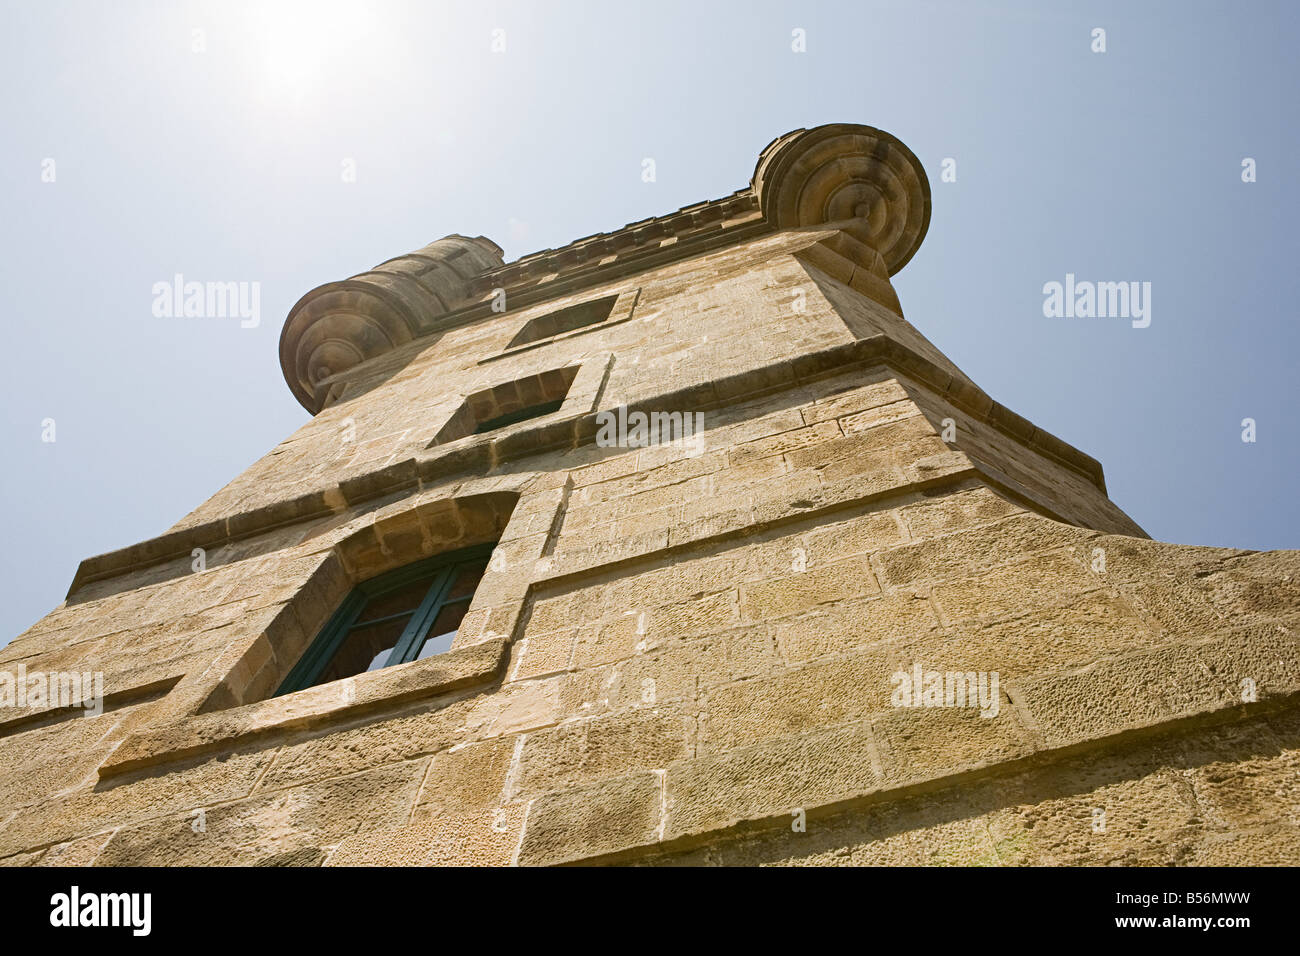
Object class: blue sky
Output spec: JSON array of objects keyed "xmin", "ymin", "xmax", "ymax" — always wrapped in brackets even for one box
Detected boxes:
[{"xmin": 3, "ymin": 0, "xmax": 1297, "ymax": 647}]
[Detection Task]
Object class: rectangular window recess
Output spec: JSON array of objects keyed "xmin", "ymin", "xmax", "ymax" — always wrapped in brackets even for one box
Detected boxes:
[
  {"xmin": 274, "ymin": 542, "xmax": 497, "ymax": 697},
  {"xmin": 507, "ymin": 294, "xmax": 619, "ymax": 349},
  {"xmin": 432, "ymin": 366, "xmax": 580, "ymax": 446},
  {"xmin": 479, "ymin": 292, "xmax": 642, "ymax": 368},
  {"xmin": 473, "ymin": 397, "xmax": 566, "ymax": 435}
]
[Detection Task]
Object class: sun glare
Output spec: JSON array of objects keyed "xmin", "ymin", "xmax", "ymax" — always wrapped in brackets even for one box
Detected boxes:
[{"xmin": 249, "ymin": 1, "xmax": 374, "ymax": 99}]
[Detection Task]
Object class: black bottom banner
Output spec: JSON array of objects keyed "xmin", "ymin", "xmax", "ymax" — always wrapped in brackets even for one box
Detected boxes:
[{"xmin": 0, "ymin": 864, "xmax": 1287, "ymax": 943}]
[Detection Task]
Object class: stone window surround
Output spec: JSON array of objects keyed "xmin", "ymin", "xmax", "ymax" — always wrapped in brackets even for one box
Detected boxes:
[
  {"xmin": 432, "ymin": 365, "xmax": 583, "ymax": 446},
  {"xmin": 97, "ymin": 488, "xmax": 543, "ymax": 779},
  {"xmin": 480, "ymin": 287, "xmax": 641, "ymax": 365},
  {"xmin": 273, "ymin": 543, "xmax": 498, "ymax": 696}
]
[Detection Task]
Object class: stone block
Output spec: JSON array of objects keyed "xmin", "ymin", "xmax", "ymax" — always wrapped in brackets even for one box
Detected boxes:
[
  {"xmin": 665, "ymin": 721, "xmax": 880, "ymax": 839},
  {"xmin": 516, "ymin": 771, "xmax": 662, "ymax": 866}
]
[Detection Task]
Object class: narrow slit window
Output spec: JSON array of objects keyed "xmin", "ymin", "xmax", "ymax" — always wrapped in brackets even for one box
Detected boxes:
[{"xmin": 275, "ymin": 544, "xmax": 494, "ymax": 696}]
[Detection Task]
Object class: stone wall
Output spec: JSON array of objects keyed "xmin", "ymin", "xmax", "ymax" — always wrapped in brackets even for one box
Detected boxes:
[{"xmin": 2, "ymin": 125, "xmax": 1296, "ymax": 866}]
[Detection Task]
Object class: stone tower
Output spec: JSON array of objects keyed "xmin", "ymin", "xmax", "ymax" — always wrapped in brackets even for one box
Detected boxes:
[{"xmin": 3, "ymin": 124, "xmax": 1298, "ymax": 866}]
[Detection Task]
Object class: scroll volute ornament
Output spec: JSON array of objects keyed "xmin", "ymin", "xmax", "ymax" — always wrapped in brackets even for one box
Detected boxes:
[
  {"xmin": 279, "ymin": 235, "xmax": 504, "ymax": 413},
  {"xmin": 752, "ymin": 123, "xmax": 932, "ymax": 275}
]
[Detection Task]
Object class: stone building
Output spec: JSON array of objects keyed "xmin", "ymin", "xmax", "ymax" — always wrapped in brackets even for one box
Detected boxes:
[{"xmin": 2, "ymin": 123, "xmax": 1298, "ymax": 866}]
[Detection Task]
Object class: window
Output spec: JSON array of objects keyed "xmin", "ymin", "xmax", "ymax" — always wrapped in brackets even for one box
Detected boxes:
[
  {"xmin": 433, "ymin": 365, "xmax": 579, "ymax": 445},
  {"xmin": 275, "ymin": 544, "xmax": 494, "ymax": 696},
  {"xmin": 473, "ymin": 398, "xmax": 566, "ymax": 434},
  {"xmin": 507, "ymin": 294, "xmax": 619, "ymax": 349}
]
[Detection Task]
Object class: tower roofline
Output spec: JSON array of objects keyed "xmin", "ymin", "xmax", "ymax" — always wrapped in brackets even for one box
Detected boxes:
[{"xmin": 279, "ymin": 124, "xmax": 931, "ymax": 414}]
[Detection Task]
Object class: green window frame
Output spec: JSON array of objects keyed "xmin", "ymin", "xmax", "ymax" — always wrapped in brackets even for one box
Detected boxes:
[{"xmin": 275, "ymin": 542, "xmax": 496, "ymax": 697}]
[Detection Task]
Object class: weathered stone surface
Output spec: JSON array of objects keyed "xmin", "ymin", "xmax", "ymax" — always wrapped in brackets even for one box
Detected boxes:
[
  {"xmin": 929, "ymin": 551, "xmax": 1101, "ymax": 625},
  {"xmin": 697, "ymin": 651, "xmax": 900, "ymax": 753},
  {"xmin": 1014, "ymin": 625, "xmax": 1300, "ymax": 748},
  {"xmin": 665, "ymin": 721, "xmax": 880, "ymax": 838},
  {"xmin": 95, "ymin": 761, "xmax": 426, "ymax": 866},
  {"xmin": 331, "ymin": 803, "xmax": 528, "ymax": 866},
  {"xmin": 99, "ymin": 638, "xmax": 508, "ymax": 778},
  {"xmin": 739, "ymin": 555, "xmax": 878, "ymax": 621},
  {"xmin": 413, "ymin": 735, "xmax": 517, "ymax": 817},
  {"xmin": 258, "ymin": 696, "xmax": 481, "ymax": 790},
  {"xmin": 517, "ymin": 707, "xmax": 692, "ymax": 796},
  {"xmin": 516, "ymin": 772, "xmax": 663, "ymax": 866},
  {"xmin": 774, "ymin": 592, "xmax": 940, "ymax": 664},
  {"xmin": 873, "ymin": 512, "xmax": 1095, "ymax": 589},
  {"xmin": 253, "ymin": 846, "xmax": 328, "ymax": 867},
  {"xmin": 643, "ymin": 714, "xmax": 1298, "ymax": 867},
  {"xmin": 3, "ymin": 122, "xmax": 1296, "ymax": 869},
  {"xmin": 0, "ymin": 749, "xmax": 275, "ymax": 857},
  {"xmin": 871, "ymin": 703, "xmax": 1033, "ymax": 785}
]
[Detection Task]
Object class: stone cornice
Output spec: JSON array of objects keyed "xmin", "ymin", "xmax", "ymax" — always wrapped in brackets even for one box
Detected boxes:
[
  {"xmin": 280, "ymin": 123, "xmax": 933, "ymax": 414},
  {"xmin": 469, "ymin": 190, "xmax": 764, "ymax": 297},
  {"xmin": 471, "ymin": 124, "xmax": 930, "ymax": 302}
]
